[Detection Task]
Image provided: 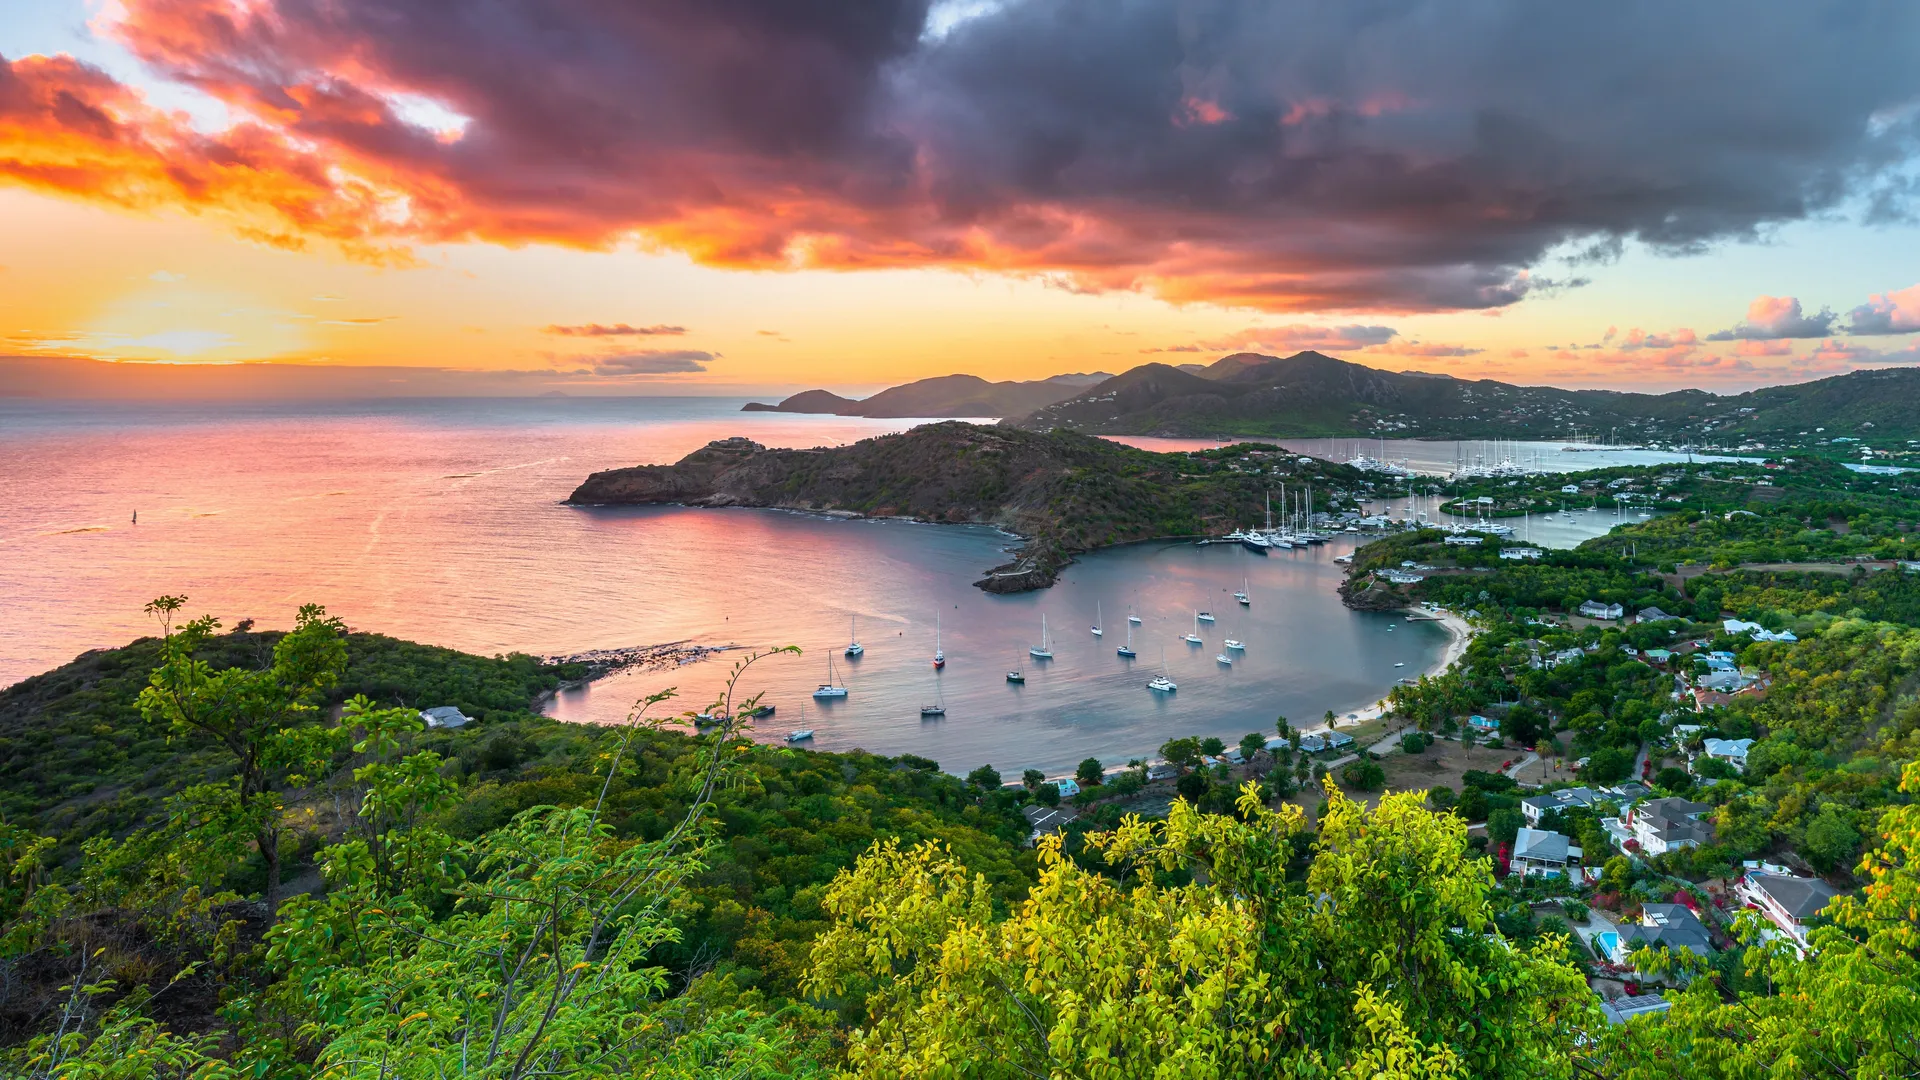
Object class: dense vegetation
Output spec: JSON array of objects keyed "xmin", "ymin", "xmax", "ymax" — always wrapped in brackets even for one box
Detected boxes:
[
  {"xmin": 568, "ymin": 423, "xmax": 1370, "ymax": 590},
  {"xmin": 5, "ymin": 444, "xmax": 1920, "ymax": 1076}
]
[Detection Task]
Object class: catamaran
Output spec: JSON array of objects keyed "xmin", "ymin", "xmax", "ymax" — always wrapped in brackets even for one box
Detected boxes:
[
  {"xmin": 1147, "ymin": 649, "xmax": 1176, "ymax": 692},
  {"xmin": 1029, "ymin": 614, "xmax": 1054, "ymax": 659},
  {"xmin": 1234, "ymin": 578, "xmax": 1250, "ymax": 605},
  {"xmin": 812, "ymin": 655, "xmax": 848, "ymax": 698},
  {"xmin": 844, "ymin": 615, "xmax": 863, "ymax": 657},
  {"xmin": 1184, "ymin": 612, "xmax": 1204, "ymax": 645},
  {"xmin": 1117, "ymin": 620, "xmax": 1137, "ymax": 658},
  {"xmin": 932, "ymin": 612, "xmax": 945, "ymax": 668},
  {"xmin": 1091, "ymin": 602, "xmax": 1103, "ymax": 637}
]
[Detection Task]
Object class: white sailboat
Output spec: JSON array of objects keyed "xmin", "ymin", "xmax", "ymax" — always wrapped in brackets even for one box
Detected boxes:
[
  {"xmin": 844, "ymin": 615, "xmax": 863, "ymax": 657},
  {"xmin": 1216, "ymin": 651, "xmax": 1233, "ymax": 665},
  {"xmin": 1117, "ymin": 620, "xmax": 1137, "ymax": 658},
  {"xmin": 1091, "ymin": 602, "xmax": 1103, "ymax": 637},
  {"xmin": 1030, "ymin": 614, "xmax": 1053, "ymax": 659},
  {"xmin": 1007, "ymin": 648, "xmax": 1025, "ymax": 683},
  {"xmin": 812, "ymin": 654, "xmax": 848, "ymax": 698},
  {"xmin": 1224, "ymin": 637, "xmax": 1245, "ymax": 650},
  {"xmin": 932, "ymin": 612, "xmax": 945, "ymax": 668},
  {"xmin": 1147, "ymin": 649, "xmax": 1176, "ymax": 692},
  {"xmin": 1234, "ymin": 577, "xmax": 1250, "ymax": 605},
  {"xmin": 786, "ymin": 698, "xmax": 814, "ymax": 741},
  {"xmin": 1127, "ymin": 605, "xmax": 1142, "ymax": 625},
  {"xmin": 920, "ymin": 673, "xmax": 945, "ymax": 717},
  {"xmin": 1184, "ymin": 612, "xmax": 1203, "ymax": 645}
]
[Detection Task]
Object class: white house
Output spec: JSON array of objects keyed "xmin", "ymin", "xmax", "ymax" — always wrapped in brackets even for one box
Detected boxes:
[
  {"xmin": 1578, "ymin": 600, "xmax": 1625, "ymax": 620},
  {"xmin": 1521, "ymin": 786, "xmax": 1603, "ymax": 826},
  {"xmin": 1562, "ymin": 484, "xmax": 1581, "ymax": 495},
  {"xmin": 1724, "ymin": 618, "xmax": 1798, "ymax": 643},
  {"xmin": 1054, "ymin": 777, "xmax": 1081, "ymax": 798},
  {"xmin": 1701, "ymin": 737, "xmax": 1754, "ymax": 770},
  {"xmin": 1735, "ymin": 872, "xmax": 1839, "ymax": 951},
  {"xmin": 1618, "ymin": 797, "xmax": 1714, "ymax": 855},
  {"xmin": 1443, "ymin": 534, "xmax": 1484, "ymax": 546},
  {"xmin": 1500, "ymin": 546, "xmax": 1543, "ymax": 560},
  {"xmin": 1511, "ymin": 828, "xmax": 1581, "ymax": 878},
  {"xmin": 419, "ymin": 705, "xmax": 472, "ymax": 730}
]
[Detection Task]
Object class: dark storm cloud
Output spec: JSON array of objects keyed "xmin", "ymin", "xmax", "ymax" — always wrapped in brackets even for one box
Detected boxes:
[{"xmin": 6, "ymin": 0, "xmax": 1918, "ymax": 311}]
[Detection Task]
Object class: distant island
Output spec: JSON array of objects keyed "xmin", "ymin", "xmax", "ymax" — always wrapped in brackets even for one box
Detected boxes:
[
  {"xmin": 568, "ymin": 422, "xmax": 1364, "ymax": 591},
  {"xmin": 742, "ymin": 371, "xmax": 1109, "ymax": 418},
  {"xmin": 761, "ymin": 351, "xmax": 1920, "ymax": 445}
]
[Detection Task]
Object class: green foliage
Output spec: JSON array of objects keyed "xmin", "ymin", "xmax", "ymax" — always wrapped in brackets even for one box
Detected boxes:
[
  {"xmin": 808, "ymin": 783, "xmax": 1599, "ymax": 1078},
  {"xmin": 1340, "ymin": 760, "xmax": 1387, "ymax": 791}
]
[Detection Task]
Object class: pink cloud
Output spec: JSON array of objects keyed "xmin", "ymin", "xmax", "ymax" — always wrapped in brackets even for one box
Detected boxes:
[{"xmin": 1845, "ymin": 283, "xmax": 1920, "ymax": 335}]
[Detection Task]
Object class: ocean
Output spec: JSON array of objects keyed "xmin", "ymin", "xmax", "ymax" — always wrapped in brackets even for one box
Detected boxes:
[{"xmin": 1, "ymin": 397, "xmax": 1650, "ymax": 775}]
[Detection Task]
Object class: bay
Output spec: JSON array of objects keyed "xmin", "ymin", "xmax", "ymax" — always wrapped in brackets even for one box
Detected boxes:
[{"xmin": 1, "ymin": 397, "xmax": 1636, "ymax": 776}]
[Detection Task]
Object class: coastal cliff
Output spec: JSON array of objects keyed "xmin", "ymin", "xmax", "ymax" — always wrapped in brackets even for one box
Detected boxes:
[{"xmin": 568, "ymin": 422, "xmax": 1364, "ymax": 592}]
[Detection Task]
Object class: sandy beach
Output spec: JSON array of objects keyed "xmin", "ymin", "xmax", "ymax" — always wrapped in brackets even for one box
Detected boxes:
[{"xmin": 1326, "ymin": 607, "xmax": 1474, "ymax": 730}]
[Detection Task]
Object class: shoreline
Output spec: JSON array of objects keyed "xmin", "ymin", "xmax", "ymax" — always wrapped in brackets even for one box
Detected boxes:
[{"xmin": 1326, "ymin": 606, "xmax": 1472, "ymax": 731}]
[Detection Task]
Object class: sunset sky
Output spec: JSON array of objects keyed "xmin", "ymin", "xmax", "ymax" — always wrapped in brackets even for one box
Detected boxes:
[{"xmin": 4, "ymin": 0, "xmax": 1920, "ymax": 397}]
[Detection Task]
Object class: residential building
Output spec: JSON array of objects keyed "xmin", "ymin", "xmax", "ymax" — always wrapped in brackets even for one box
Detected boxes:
[
  {"xmin": 1443, "ymin": 534, "xmax": 1484, "ymax": 546},
  {"xmin": 1619, "ymin": 797, "xmax": 1714, "ymax": 855},
  {"xmin": 1054, "ymin": 777, "xmax": 1081, "ymax": 799},
  {"xmin": 1735, "ymin": 872, "xmax": 1840, "ymax": 951},
  {"xmin": 1702, "ymin": 737, "xmax": 1754, "ymax": 770},
  {"xmin": 1723, "ymin": 618, "xmax": 1798, "ymax": 643},
  {"xmin": 419, "ymin": 705, "xmax": 472, "ymax": 730},
  {"xmin": 1022, "ymin": 803, "xmax": 1079, "ymax": 841},
  {"xmin": 1511, "ymin": 827, "xmax": 1581, "ymax": 878},
  {"xmin": 1146, "ymin": 763, "xmax": 1180, "ymax": 782},
  {"xmin": 1578, "ymin": 600, "xmax": 1625, "ymax": 620},
  {"xmin": 1500, "ymin": 546, "xmax": 1543, "ymax": 560},
  {"xmin": 1636, "ymin": 606, "xmax": 1680, "ymax": 624},
  {"xmin": 1298, "ymin": 734, "xmax": 1327, "ymax": 753},
  {"xmin": 1599, "ymin": 994, "xmax": 1672, "ymax": 1025},
  {"xmin": 1521, "ymin": 786, "xmax": 1602, "ymax": 826},
  {"xmin": 1326, "ymin": 732, "xmax": 1355, "ymax": 751},
  {"xmin": 1467, "ymin": 714, "xmax": 1499, "ymax": 732},
  {"xmin": 1642, "ymin": 648, "xmax": 1673, "ymax": 663},
  {"xmin": 1612, "ymin": 903, "xmax": 1715, "ymax": 969}
]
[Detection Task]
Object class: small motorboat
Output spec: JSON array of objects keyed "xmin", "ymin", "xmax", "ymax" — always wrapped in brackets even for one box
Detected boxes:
[
  {"xmin": 1224, "ymin": 639, "xmax": 1244, "ymax": 650},
  {"xmin": 1215, "ymin": 653, "xmax": 1233, "ymax": 665},
  {"xmin": 785, "ymin": 729, "xmax": 814, "ymax": 742},
  {"xmin": 1006, "ymin": 669, "xmax": 1025, "ymax": 683}
]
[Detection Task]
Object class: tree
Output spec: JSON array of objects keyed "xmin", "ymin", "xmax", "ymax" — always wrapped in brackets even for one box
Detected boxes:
[
  {"xmin": 1801, "ymin": 804, "xmax": 1861, "ymax": 873},
  {"xmin": 1076, "ymin": 757, "xmax": 1104, "ymax": 787},
  {"xmin": 1653, "ymin": 766, "xmax": 1692, "ymax": 793},
  {"xmin": 1275, "ymin": 714, "xmax": 1292, "ymax": 737},
  {"xmin": 1460, "ymin": 726, "xmax": 1477, "ymax": 759},
  {"xmin": 134, "ymin": 597, "xmax": 356, "ymax": 925},
  {"xmin": 1176, "ymin": 771, "xmax": 1210, "ymax": 804},
  {"xmin": 1340, "ymin": 760, "xmax": 1386, "ymax": 792},
  {"xmin": 1583, "ymin": 746, "xmax": 1634, "ymax": 784},
  {"xmin": 808, "ymin": 783, "xmax": 1598, "ymax": 1078},
  {"xmin": 1487, "ymin": 808, "xmax": 1524, "ymax": 849},
  {"xmin": 1239, "ymin": 731, "xmax": 1268, "ymax": 761},
  {"xmin": 1022, "ymin": 768, "xmax": 1046, "ymax": 791},
  {"xmin": 1200, "ymin": 736, "xmax": 1227, "ymax": 757},
  {"xmin": 1400, "ymin": 731, "xmax": 1430, "ymax": 755},
  {"xmin": 1160, "ymin": 737, "xmax": 1202, "ymax": 769},
  {"xmin": 967, "ymin": 764, "xmax": 1002, "ymax": 790}
]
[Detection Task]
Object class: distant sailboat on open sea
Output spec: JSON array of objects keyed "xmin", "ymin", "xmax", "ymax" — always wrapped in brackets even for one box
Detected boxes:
[
  {"xmin": 932, "ymin": 612, "xmax": 944, "ymax": 668},
  {"xmin": 1091, "ymin": 602, "xmax": 1103, "ymax": 637},
  {"xmin": 1117, "ymin": 619, "xmax": 1136, "ymax": 658},
  {"xmin": 844, "ymin": 615, "xmax": 863, "ymax": 657},
  {"xmin": 813, "ymin": 654, "xmax": 848, "ymax": 698}
]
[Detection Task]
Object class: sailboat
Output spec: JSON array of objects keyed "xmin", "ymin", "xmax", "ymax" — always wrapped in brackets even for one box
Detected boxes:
[
  {"xmin": 1091, "ymin": 602, "xmax": 1103, "ymax": 637},
  {"xmin": 932, "ymin": 612, "xmax": 945, "ymax": 668},
  {"xmin": 812, "ymin": 654, "xmax": 848, "ymax": 698},
  {"xmin": 1127, "ymin": 604, "xmax": 1142, "ymax": 625},
  {"xmin": 920, "ymin": 673, "xmax": 945, "ymax": 717},
  {"xmin": 1184, "ymin": 612, "xmax": 1204, "ymax": 645},
  {"xmin": 1147, "ymin": 649, "xmax": 1177, "ymax": 692},
  {"xmin": 1223, "ymin": 637, "xmax": 1245, "ymax": 651},
  {"xmin": 1234, "ymin": 577, "xmax": 1250, "ymax": 605},
  {"xmin": 1007, "ymin": 648, "xmax": 1025, "ymax": 683},
  {"xmin": 1029, "ymin": 614, "xmax": 1053, "ymax": 659},
  {"xmin": 1117, "ymin": 620, "xmax": 1137, "ymax": 658},
  {"xmin": 1216, "ymin": 651, "xmax": 1233, "ymax": 665},
  {"xmin": 844, "ymin": 616, "xmax": 863, "ymax": 657},
  {"xmin": 786, "ymin": 699, "xmax": 814, "ymax": 741},
  {"xmin": 1195, "ymin": 603, "xmax": 1215, "ymax": 623}
]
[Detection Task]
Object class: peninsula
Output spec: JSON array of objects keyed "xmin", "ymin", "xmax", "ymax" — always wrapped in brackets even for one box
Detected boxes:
[{"xmin": 567, "ymin": 422, "xmax": 1366, "ymax": 591}]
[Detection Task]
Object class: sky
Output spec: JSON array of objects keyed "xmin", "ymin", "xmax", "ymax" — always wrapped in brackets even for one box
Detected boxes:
[{"xmin": 3, "ymin": 0, "xmax": 1920, "ymax": 398}]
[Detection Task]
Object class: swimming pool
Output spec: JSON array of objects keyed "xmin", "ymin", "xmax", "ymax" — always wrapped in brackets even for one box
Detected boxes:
[{"xmin": 1594, "ymin": 931, "xmax": 1620, "ymax": 960}]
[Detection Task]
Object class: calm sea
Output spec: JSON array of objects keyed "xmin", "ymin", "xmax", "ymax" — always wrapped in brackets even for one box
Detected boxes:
[{"xmin": 1, "ymin": 398, "xmax": 1643, "ymax": 776}]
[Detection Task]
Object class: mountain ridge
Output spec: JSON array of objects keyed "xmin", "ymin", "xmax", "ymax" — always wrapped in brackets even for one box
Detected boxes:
[{"xmin": 742, "ymin": 371, "xmax": 1109, "ymax": 419}]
